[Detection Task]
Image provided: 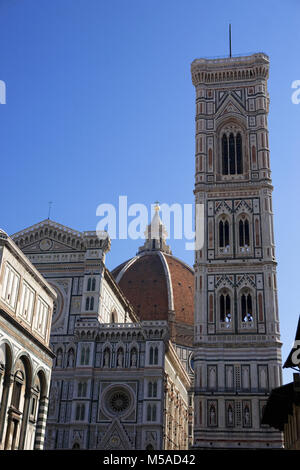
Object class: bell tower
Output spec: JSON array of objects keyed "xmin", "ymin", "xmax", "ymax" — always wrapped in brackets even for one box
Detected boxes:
[{"xmin": 191, "ymin": 54, "xmax": 283, "ymax": 448}]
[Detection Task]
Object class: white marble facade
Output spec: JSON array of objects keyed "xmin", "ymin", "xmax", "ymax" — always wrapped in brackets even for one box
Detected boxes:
[
  {"xmin": 0, "ymin": 229, "xmax": 55, "ymax": 450},
  {"xmin": 11, "ymin": 220, "xmax": 190, "ymax": 450}
]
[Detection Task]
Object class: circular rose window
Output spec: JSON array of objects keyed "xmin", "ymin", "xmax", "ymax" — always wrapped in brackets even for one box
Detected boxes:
[{"xmin": 105, "ymin": 387, "xmax": 132, "ymax": 416}]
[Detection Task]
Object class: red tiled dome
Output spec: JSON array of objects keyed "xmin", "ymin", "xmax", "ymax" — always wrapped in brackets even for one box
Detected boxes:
[{"xmin": 112, "ymin": 251, "xmax": 194, "ymax": 346}]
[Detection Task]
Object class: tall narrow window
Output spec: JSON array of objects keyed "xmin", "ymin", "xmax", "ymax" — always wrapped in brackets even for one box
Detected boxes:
[
  {"xmin": 220, "ymin": 293, "xmax": 231, "ymax": 322},
  {"xmin": 149, "ymin": 347, "xmax": 153, "ymax": 365},
  {"xmin": 81, "ymin": 347, "xmax": 85, "ymax": 365},
  {"xmin": 85, "ymin": 297, "xmax": 90, "ymax": 311},
  {"xmin": 91, "ymin": 278, "xmax": 96, "ymax": 291},
  {"xmin": 221, "ymin": 132, "xmax": 243, "ymax": 176},
  {"xmin": 245, "ymin": 220, "xmax": 250, "ymax": 246},
  {"xmin": 219, "ymin": 221, "xmax": 224, "ymax": 247},
  {"xmin": 220, "ymin": 294, "xmax": 225, "ymax": 321},
  {"xmin": 239, "ymin": 218, "xmax": 250, "ymax": 248},
  {"xmin": 241, "ymin": 293, "xmax": 253, "ymax": 322},
  {"xmin": 225, "ymin": 221, "xmax": 229, "ymax": 246},
  {"xmin": 85, "ymin": 347, "xmax": 90, "ymax": 365},
  {"xmin": 229, "ymin": 133, "xmax": 236, "ymax": 174},
  {"xmin": 87, "ymin": 278, "xmax": 91, "ymax": 291},
  {"xmin": 219, "ymin": 220, "xmax": 230, "ymax": 248},
  {"xmin": 236, "ymin": 133, "xmax": 243, "ymax": 173},
  {"xmin": 222, "ymin": 134, "xmax": 228, "ymax": 174},
  {"xmin": 154, "ymin": 347, "xmax": 158, "ymax": 365}
]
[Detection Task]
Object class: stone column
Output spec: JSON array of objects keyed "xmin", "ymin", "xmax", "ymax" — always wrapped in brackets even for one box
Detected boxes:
[
  {"xmin": 34, "ymin": 396, "xmax": 49, "ymax": 450},
  {"xmin": 18, "ymin": 389, "xmax": 31, "ymax": 449},
  {"xmin": 0, "ymin": 375, "xmax": 13, "ymax": 448}
]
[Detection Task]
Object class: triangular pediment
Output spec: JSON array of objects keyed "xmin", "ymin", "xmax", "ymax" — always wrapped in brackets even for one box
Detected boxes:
[
  {"xmin": 11, "ymin": 219, "xmax": 85, "ymax": 253},
  {"xmin": 97, "ymin": 418, "xmax": 134, "ymax": 450}
]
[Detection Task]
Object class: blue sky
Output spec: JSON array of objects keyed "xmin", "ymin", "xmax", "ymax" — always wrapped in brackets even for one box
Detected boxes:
[{"xmin": 0, "ymin": 0, "xmax": 299, "ymax": 382}]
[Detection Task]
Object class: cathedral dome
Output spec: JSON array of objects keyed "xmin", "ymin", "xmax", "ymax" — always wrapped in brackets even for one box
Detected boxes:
[{"xmin": 112, "ymin": 205, "xmax": 194, "ymax": 347}]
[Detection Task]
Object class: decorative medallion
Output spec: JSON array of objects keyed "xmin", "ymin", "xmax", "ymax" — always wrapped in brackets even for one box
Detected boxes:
[
  {"xmin": 39, "ymin": 238, "xmax": 53, "ymax": 251},
  {"xmin": 109, "ymin": 435, "xmax": 120, "ymax": 447}
]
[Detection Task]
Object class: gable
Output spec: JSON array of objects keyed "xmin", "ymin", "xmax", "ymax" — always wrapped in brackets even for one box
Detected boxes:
[
  {"xmin": 215, "ymin": 93, "xmax": 247, "ymax": 127},
  {"xmin": 98, "ymin": 418, "xmax": 134, "ymax": 450},
  {"xmin": 11, "ymin": 219, "xmax": 85, "ymax": 253}
]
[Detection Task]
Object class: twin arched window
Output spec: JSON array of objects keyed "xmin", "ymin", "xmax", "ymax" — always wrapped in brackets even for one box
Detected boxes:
[
  {"xmin": 222, "ymin": 132, "xmax": 243, "ymax": 175},
  {"xmin": 87, "ymin": 277, "xmax": 96, "ymax": 291},
  {"xmin": 149, "ymin": 346, "xmax": 159, "ymax": 365},
  {"xmin": 220, "ymin": 292, "xmax": 231, "ymax": 323},
  {"xmin": 219, "ymin": 290, "xmax": 254, "ymax": 323},
  {"xmin": 239, "ymin": 218, "xmax": 250, "ymax": 247},
  {"xmin": 85, "ymin": 296, "xmax": 94, "ymax": 311},
  {"xmin": 219, "ymin": 220, "xmax": 229, "ymax": 248},
  {"xmin": 147, "ymin": 404, "xmax": 157, "ymax": 421},
  {"xmin": 148, "ymin": 381, "xmax": 158, "ymax": 397},
  {"xmin": 241, "ymin": 292, "xmax": 253, "ymax": 322},
  {"xmin": 218, "ymin": 215, "xmax": 251, "ymax": 251}
]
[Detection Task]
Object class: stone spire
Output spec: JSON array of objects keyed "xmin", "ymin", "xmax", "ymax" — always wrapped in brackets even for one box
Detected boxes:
[{"xmin": 138, "ymin": 203, "xmax": 172, "ymax": 254}]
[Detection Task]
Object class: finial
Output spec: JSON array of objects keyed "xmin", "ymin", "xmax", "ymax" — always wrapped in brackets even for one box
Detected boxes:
[
  {"xmin": 48, "ymin": 201, "xmax": 53, "ymax": 220},
  {"xmin": 154, "ymin": 201, "xmax": 160, "ymax": 212}
]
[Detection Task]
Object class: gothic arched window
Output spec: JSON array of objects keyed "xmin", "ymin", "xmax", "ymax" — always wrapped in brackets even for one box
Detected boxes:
[
  {"xmin": 148, "ymin": 381, "xmax": 158, "ymax": 398},
  {"xmin": 219, "ymin": 219, "xmax": 230, "ymax": 248},
  {"xmin": 91, "ymin": 278, "xmax": 96, "ymax": 291},
  {"xmin": 87, "ymin": 278, "xmax": 91, "ymax": 291},
  {"xmin": 241, "ymin": 292, "xmax": 253, "ymax": 322},
  {"xmin": 149, "ymin": 347, "xmax": 154, "ymax": 364},
  {"xmin": 222, "ymin": 134, "xmax": 228, "ymax": 174},
  {"xmin": 220, "ymin": 292, "xmax": 231, "ymax": 323},
  {"xmin": 85, "ymin": 347, "xmax": 90, "ymax": 365},
  {"xmin": 236, "ymin": 133, "xmax": 243, "ymax": 173},
  {"xmin": 85, "ymin": 297, "xmax": 90, "ymax": 311},
  {"xmin": 90, "ymin": 297, "xmax": 94, "ymax": 311},
  {"xmin": 229, "ymin": 133, "xmax": 235, "ymax": 174},
  {"xmin": 150, "ymin": 346, "xmax": 159, "ymax": 365},
  {"xmin": 221, "ymin": 131, "xmax": 243, "ymax": 175},
  {"xmin": 239, "ymin": 218, "xmax": 250, "ymax": 248}
]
